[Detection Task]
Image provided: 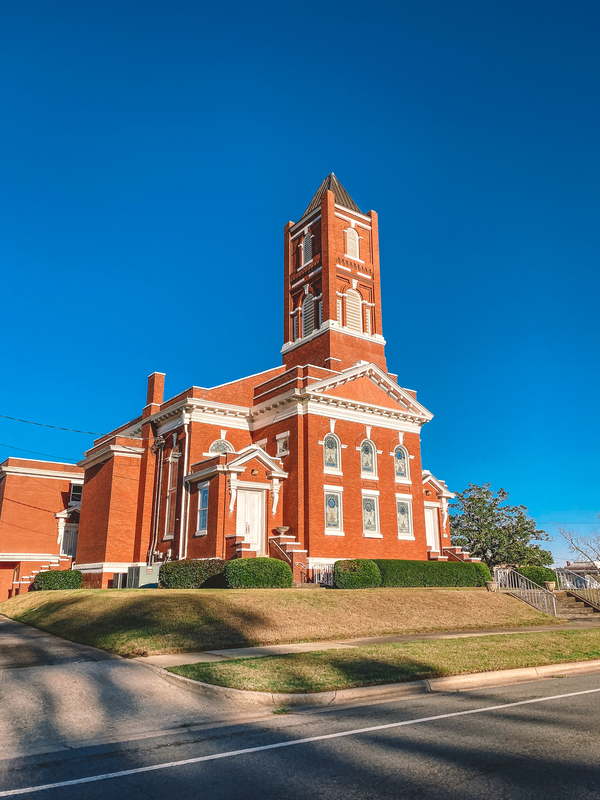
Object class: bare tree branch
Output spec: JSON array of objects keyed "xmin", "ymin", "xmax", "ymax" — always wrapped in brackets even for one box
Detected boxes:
[{"xmin": 558, "ymin": 514, "xmax": 600, "ymax": 564}]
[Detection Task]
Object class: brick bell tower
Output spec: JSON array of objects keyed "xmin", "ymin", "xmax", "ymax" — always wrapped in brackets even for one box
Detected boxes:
[{"xmin": 281, "ymin": 174, "xmax": 387, "ymax": 373}]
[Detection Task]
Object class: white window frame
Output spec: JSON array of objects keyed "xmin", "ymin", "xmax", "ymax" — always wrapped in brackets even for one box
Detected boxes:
[
  {"xmin": 322, "ymin": 433, "xmax": 343, "ymax": 476},
  {"xmin": 395, "ymin": 494, "xmax": 414, "ymax": 540},
  {"xmin": 359, "ymin": 439, "xmax": 377, "ymax": 478},
  {"xmin": 324, "ymin": 486, "xmax": 344, "ymax": 536},
  {"xmin": 69, "ymin": 483, "xmax": 83, "ymax": 506},
  {"xmin": 195, "ymin": 481, "xmax": 209, "ymax": 537},
  {"xmin": 392, "ymin": 444, "xmax": 411, "ymax": 484},
  {"xmin": 276, "ymin": 431, "xmax": 290, "ymax": 456},
  {"xmin": 361, "ymin": 490, "xmax": 381, "ymax": 538}
]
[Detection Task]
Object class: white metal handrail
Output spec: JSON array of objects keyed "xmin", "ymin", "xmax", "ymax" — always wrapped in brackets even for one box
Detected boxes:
[
  {"xmin": 312, "ymin": 563, "xmax": 334, "ymax": 586},
  {"xmin": 494, "ymin": 567, "xmax": 557, "ymax": 616},
  {"xmin": 555, "ymin": 568, "xmax": 600, "ymax": 609}
]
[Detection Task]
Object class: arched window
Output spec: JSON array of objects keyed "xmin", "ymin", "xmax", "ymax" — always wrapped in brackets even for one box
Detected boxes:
[
  {"xmin": 209, "ymin": 439, "xmax": 234, "ymax": 454},
  {"xmin": 394, "ymin": 445, "xmax": 409, "ymax": 479},
  {"xmin": 360, "ymin": 440, "xmax": 376, "ymax": 475},
  {"xmin": 345, "ymin": 289, "xmax": 362, "ymax": 332},
  {"xmin": 302, "ymin": 293, "xmax": 315, "ymax": 337},
  {"xmin": 345, "ymin": 228, "xmax": 359, "ymax": 260},
  {"xmin": 302, "ymin": 233, "xmax": 313, "ymax": 265},
  {"xmin": 323, "ymin": 433, "xmax": 341, "ymax": 472}
]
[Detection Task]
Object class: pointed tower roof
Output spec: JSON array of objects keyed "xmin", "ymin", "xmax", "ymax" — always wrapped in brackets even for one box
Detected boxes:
[{"xmin": 301, "ymin": 173, "xmax": 362, "ymax": 218}]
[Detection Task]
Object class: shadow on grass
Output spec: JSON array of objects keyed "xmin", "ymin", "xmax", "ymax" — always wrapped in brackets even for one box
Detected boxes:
[{"xmin": 2, "ymin": 590, "xmax": 274, "ymax": 656}]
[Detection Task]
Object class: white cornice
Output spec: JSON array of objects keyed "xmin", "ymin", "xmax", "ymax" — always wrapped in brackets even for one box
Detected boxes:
[
  {"xmin": 307, "ymin": 363, "xmax": 433, "ymax": 423},
  {"xmin": 78, "ymin": 444, "xmax": 144, "ymax": 470},
  {"xmin": 0, "ymin": 553, "xmax": 61, "ymax": 561},
  {"xmin": 289, "ymin": 211, "xmax": 321, "ymax": 235},
  {"xmin": 0, "ymin": 465, "xmax": 83, "ymax": 481}
]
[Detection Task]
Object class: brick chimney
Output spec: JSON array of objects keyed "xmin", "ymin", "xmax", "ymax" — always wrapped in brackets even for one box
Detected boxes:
[{"xmin": 144, "ymin": 372, "xmax": 165, "ymax": 416}]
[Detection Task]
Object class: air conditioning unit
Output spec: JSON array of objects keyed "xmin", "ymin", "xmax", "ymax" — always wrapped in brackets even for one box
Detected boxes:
[{"xmin": 126, "ymin": 563, "xmax": 161, "ymax": 589}]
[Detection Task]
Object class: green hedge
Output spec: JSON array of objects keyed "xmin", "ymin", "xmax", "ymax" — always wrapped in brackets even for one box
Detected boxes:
[
  {"xmin": 159, "ymin": 559, "xmax": 225, "ymax": 589},
  {"xmin": 373, "ymin": 559, "xmax": 492, "ymax": 588},
  {"xmin": 224, "ymin": 557, "xmax": 293, "ymax": 588},
  {"xmin": 516, "ymin": 566, "xmax": 557, "ymax": 586},
  {"xmin": 333, "ymin": 559, "xmax": 382, "ymax": 589},
  {"xmin": 31, "ymin": 569, "xmax": 82, "ymax": 591}
]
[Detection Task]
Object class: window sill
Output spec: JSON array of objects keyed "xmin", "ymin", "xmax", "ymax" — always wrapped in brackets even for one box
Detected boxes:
[
  {"xmin": 277, "ymin": 451, "xmax": 289, "ymax": 458},
  {"xmin": 194, "ymin": 530, "xmax": 207, "ymax": 538},
  {"xmin": 162, "ymin": 535, "xmax": 174, "ymax": 541},
  {"xmin": 324, "ymin": 530, "xmax": 345, "ymax": 536},
  {"xmin": 361, "ymin": 474, "xmax": 378, "ymax": 480},
  {"xmin": 397, "ymin": 535, "xmax": 415, "ymax": 541},
  {"xmin": 324, "ymin": 469, "xmax": 343, "ymax": 477},
  {"xmin": 363, "ymin": 532, "xmax": 383, "ymax": 538},
  {"xmin": 394, "ymin": 478, "xmax": 411, "ymax": 485}
]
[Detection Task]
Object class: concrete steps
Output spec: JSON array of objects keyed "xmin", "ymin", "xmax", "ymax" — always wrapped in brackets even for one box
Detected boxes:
[{"xmin": 554, "ymin": 591, "xmax": 600, "ymax": 620}]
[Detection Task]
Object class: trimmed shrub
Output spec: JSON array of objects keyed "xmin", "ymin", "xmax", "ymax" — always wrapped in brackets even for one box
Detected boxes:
[
  {"xmin": 374, "ymin": 559, "xmax": 491, "ymax": 588},
  {"xmin": 32, "ymin": 569, "xmax": 82, "ymax": 591},
  {"xmin": 472, "ymin": 562, "xmax": 493, "ymax": 586},
  {"xmin": 159, "ymin": 559, "xmax": 225, "ymax": 589},
  {"xmin": 516, "ymin": 566, "xmax": 556, "ymax": 586},
  {"xmin": 224, "ymin": 558, "xmax": 293, "ymax": 589},
  {"xmin": 333, "ymin": 559, "xmax": 382, "ymax": 589}
]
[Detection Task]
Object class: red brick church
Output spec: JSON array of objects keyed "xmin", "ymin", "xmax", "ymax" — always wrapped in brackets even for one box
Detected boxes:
[{"xmin": 0, "ymin": 175, "xmax": 468, "ymax": 597}]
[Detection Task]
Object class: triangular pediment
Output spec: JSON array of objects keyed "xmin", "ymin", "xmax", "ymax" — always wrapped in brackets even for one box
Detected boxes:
[
  {"xmin": 228, "ymin": 445, "xmax": 288, "ymax": 478},
  {"xmin": 307, "ymin": 363, "xmax": 433, "ymax": 423},
  {"xmin": 422, "ymin": 470, "xmax": 454, "ymax": 498}
]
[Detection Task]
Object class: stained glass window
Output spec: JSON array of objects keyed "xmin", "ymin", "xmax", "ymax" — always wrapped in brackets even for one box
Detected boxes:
[
  {"xmin": 325, "ymin": 493, "xmax": 341, "ymax": 530},
  {"xmin": 394, "ymin": 446, "xmax": 408, "ymax": 478},
  {"xmin": 209, "ymin": 440, "xmax": 234, "ymax": 454},
  {"xmin": 361, "ymin": 441, "xmax": 375, "ymax": 474},
  {"xmin": 397, "ymin": 500, "xmax": 412, "ymax": 538},
  {"xmin": 323, "ymin": 434, "xmax": 340, "ymax": 471},
  {"xmin": 362, "ymin": 496, "xmax": 378, "ymax": 533}
]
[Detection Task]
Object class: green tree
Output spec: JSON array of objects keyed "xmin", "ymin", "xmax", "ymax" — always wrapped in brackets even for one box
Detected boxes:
[{"xmin": 450, "ymin": 483, "xmax": 552, "ymax": 570}]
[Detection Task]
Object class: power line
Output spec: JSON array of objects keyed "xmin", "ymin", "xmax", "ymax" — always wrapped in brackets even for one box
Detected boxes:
[
  {"xmin": 0, "ymin": 442, "xmax": 77, "ymax": 462},
  {"xmin": 0, "ymin": 414, "xmax": 101, "ymax": 436}
]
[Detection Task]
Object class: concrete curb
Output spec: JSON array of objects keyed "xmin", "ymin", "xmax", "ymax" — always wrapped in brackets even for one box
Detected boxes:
[{"xmin": 143, "ymin": 658, "xmax": 600, "ymax": 708}]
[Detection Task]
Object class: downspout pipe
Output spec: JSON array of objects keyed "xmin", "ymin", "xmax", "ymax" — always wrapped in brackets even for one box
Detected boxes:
[
  {"xmin": 178, "ymin": 414, "xmax": 191, "ymax": 560},
  {"xmin": 149, "ymin": 434, "xmax": 165, "ymax": 566}
]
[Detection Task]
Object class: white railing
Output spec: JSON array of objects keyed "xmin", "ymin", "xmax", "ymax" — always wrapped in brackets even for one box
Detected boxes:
[
  {"xmin": 556, "ymin": 568, "xmax": 600, "ymax": 609},
  {"xmin": 494, "ymin": 567, "xmax": 557, "ymax": 616},
  {"xmin": 312, "ymin": 563, "xmax": 334, "ymax": 586}
]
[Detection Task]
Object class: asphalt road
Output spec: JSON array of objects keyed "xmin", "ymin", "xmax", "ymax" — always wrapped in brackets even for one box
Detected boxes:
[{"xmin": 2, "ymin": 672, "xmax": 600, "ymax": 799}]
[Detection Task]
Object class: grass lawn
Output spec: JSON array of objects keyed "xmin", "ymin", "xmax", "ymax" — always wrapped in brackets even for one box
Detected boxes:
[
  {"xmin": 168, "ymin": 630, "xmax": 600, "ymax": 693},
  {"xmin": 0, "ymin": 587, "xmax": 561, "ymax": 657}
]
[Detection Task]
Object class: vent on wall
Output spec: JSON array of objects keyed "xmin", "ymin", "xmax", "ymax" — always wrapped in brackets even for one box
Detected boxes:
[
  {"xmin": 302, "ymin": 294, "xmax": 315, "ymax": 337},
  {"xmin": 345, "ymin": 228, "xmax": 359, "ymax": 260},
  {"xmin": 345, "ymin": 289, "xmax": 362, "ymax": 333}
]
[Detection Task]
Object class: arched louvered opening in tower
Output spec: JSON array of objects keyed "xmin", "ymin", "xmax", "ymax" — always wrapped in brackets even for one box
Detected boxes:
[
  {"xmin": 302, "ymin": 233, "xmax": 313, "ymax": 266},
  {"xmin": 302, "ymin": 293, "xmax": 315, "ymax": 337},
  {"xmin": 345, "ymin": 288, "xmax": 362, "ymax": 333},
  {"xmin": 345, "ymin": 228, "xmax": 359, "ymax": 260}
]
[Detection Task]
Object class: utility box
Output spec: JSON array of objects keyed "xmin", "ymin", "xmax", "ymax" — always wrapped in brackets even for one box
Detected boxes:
[{"xmin": 126, "ymin": 563, "xmax": 161, "ymax": 589}]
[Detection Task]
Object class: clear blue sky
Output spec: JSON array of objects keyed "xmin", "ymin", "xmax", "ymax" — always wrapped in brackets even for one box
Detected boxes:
[{"xmin": 1, "ymin": 1, "xmax": 598, "ymax": 565}]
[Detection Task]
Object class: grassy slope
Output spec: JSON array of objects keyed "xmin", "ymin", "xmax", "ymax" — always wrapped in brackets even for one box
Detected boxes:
[
  {"xmin": 0, "ymin": 588, "xmax": 560, "ymax": 657},
  {"xmin": 170, "ymin": 630, "xmax": 600, "ymax": 693}
]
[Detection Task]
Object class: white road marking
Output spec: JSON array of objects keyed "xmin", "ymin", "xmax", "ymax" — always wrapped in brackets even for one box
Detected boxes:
[{"xmin": 2, "ymin": 685, "xmax": 600, "ymax": 796}]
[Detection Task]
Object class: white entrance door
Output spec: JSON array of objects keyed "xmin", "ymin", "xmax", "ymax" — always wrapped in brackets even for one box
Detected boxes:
[
  {"xmin": 236, "ymin": 490, "xmax": 265, "ymax": 555},
  {"xmin": 424, "ymin": 507, "xmax": 440, "ymax": 552}
]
